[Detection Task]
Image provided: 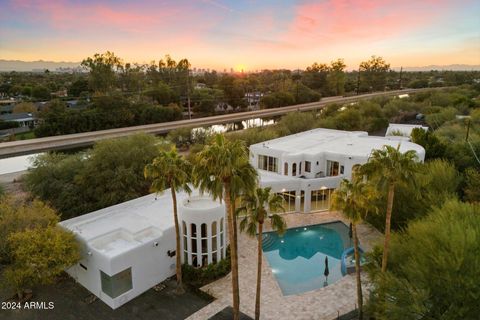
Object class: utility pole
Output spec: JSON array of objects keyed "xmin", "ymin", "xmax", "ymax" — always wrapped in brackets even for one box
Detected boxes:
[
  {"xmin": 356, "ymin": 68, "xmax": 361, "ymax": 95},
  {"xmin": 186, "ymin": 69, "xmax": 191, "ymax": 120},
  {"xmin": 465, "ymin": 118, "xmax": 471, "ymax": 142},
  {"xmin": 399, "ymin": 66, "xmax": 403, "ymax": 89}
]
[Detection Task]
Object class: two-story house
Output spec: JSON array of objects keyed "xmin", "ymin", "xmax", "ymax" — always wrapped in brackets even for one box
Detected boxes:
[{"xmin": 249, "ymin": 128, "xmax": 425, "ymax": 213}]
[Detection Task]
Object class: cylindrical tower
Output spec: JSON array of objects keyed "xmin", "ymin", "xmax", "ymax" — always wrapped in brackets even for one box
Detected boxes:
[{"xmin": 178, "ymin": 195, "xmax": 226, "ymax": 268}]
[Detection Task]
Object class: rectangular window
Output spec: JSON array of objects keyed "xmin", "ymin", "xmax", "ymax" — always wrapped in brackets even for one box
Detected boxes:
[
  {"xmin": 305, "ymin": 161, "xmax": 311, "ymax": 173},
  {"xmin": 340, "ymin": 165, "xmax": 344, "ymax": 175},
  {"xmin": 273, "ymin": 191, "xmax": 296, "ymax": 213},
  {"xmin": 326, "ymin": 160, "xmax": 339, "ymax": 176},
  {"xmin": 310, "ymin": 189, "xmax": 334, "ymax": 211},
  {"xmin": 100, "ymin": 268, "xmax": 133, "ymax": 299},
  {"xmin": 258, "ymin": 155, "xmax": 278, "ymax": 173}
]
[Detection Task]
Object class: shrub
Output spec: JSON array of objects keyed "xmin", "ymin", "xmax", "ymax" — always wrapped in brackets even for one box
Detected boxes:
[
  {"xmin": 367, "ymin": 200, "xmax": 480, "ymax": 320},
  {"xmin": 4, "ymin": 226, "xmax": 80, "ymax": 299},
  {"xmin": 0, "ymin": 198, "xmax": 59, "ymax": 263},
  {"xmin": 276, "ymin": 112, "xmax": 316, "ymax": 135},
  {"xmin": 182, "ymin": 247, "xmax": 231, "ymax": 287}
]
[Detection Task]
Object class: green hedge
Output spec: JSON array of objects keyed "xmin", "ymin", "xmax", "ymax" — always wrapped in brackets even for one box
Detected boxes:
[{"xmin": 182, "ymin": 246, "xmax": 231, "ymax": 287}]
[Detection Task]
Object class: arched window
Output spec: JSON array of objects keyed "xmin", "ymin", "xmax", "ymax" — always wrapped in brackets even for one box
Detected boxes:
[
  {"xmin": 191, "ymin": 224, "xmax": 197, "ymax": 238},
  {"xmin": 292, "ymin": 163, "xmax": 297, "ymax": 176},
  {"xmin": 220, "ymin": 218, "xmax": 224, "ymax": 232},
  {"xmin": 201, "ymin": 223, "xmax": 207, "ymax": 238},
  {"xmin": 182, "ymin": 221, "xmax": 187, "ymax": 236},
  {"xmin": 211, "ymin": 221, "xmax": 217, "ymax": 237},
  {"xmin": 284, "ymin": 162, "xmax": 288, "ymax": 175}
]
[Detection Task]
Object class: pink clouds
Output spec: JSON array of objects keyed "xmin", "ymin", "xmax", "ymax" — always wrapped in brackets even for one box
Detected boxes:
[
  {"xmin": 9, "ymin": 0, "xmax": 184, "ymax": 33},
  {"xmin": 282, "ymin": 0, "xmax": 454, "ymax": 48}
]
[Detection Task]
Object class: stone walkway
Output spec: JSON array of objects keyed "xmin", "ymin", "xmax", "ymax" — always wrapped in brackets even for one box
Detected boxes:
[{"xmin": 187, "ymin": 211, "xmax": 382, "ymax": 320}]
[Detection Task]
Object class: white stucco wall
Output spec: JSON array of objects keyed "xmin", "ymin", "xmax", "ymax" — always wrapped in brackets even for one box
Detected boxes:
[
  {"xmin": 60, "ymin": 189, "xmax": 225, "ymax": 309},
  {"xmin": 250, "ymin": 128, "xmax": 425, "ymax": 213}
]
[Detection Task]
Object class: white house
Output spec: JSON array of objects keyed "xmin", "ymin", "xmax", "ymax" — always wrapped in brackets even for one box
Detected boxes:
[
  {"xmin": 249, "ymin": 128, "xmax": 425, "ymax": 214},
  {"xmin": 59, "ymin": 189, "xmax": 226, "ymax": 309}
]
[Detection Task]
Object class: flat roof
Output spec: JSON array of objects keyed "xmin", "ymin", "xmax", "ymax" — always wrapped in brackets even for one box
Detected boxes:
[
  {"xmin": 60, "ymin": 190, "xmax": 192, "ymax": 258},
  {"xmin": 250, "ymin": 128, "xmax": 424, "ymax": 158}
]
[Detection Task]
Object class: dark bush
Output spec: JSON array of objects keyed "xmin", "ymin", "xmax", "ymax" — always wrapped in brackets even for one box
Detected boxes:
[{"xmin": 182, "ymin": 246, "xmax": 231, "ymax": 287}]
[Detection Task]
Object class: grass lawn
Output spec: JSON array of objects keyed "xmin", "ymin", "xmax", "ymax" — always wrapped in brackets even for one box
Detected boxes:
[
  {"xmin": 0, "ymin": 275, "xmax": 212, "ymax": 320},
  {"xmin": 14, "ymin": 131, "xmax": 36, "ymax": 140}
]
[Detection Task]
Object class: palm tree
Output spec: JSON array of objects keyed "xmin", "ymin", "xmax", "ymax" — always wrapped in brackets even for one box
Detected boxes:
[
  {"xmin": 237, "ymin": 187, "xmax": 287, "ymax": 320},
  {"xmin": 144, "ymin": 147, "xmax": 192, "ymax": 294},
  {"xmin": 360, "ymin": 144, "xmax": 418, "ymax": 272},
  {"xmin": 331, "ymin": 179, "xmax": 377, "ymax": 320},
  {"xmin": 193, "ymin": 134, "xmax": 258, "ymax": 320}
]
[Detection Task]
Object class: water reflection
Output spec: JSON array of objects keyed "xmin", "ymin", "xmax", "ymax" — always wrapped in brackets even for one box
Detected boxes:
[
  {"xmin": 0, "ymin": 117, "xmax": 277, "ymax": 175},
  {"xmin": 0, "ymin": 154, "xmax": 41, "ymax": 175}
]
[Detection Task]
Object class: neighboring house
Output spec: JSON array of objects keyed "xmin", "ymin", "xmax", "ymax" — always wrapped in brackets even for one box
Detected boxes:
[
  {"xmin": 59, "ymin": 190, "xmax": 226, "ymax": 309},
  {"xmin": 249, "ymin": 128, "xmax": 425, "ymax": 214},
  {"xmin": 51, "ymin": 89, "xmax": 68, "ymax": 97},
  {"xmin": 215, "ymin": 102, "xmax": 233, "ymax": 112},
  {"xmin": 194, "ymin": 83, "xmax": 207, "ymax": 89},
  {"xmin": 0, "ymin": 104, "xmax": 14, "ymax": 114},
  {"xmin": 385, "ymin": 123, "xmax": 428, "ymax": 139},
  {"xmin": 245, "ymin": 91, "xmax": 264, "ymax": 108},
  {"xmin": 0, "ymin": 112, "xmax": 38, "ymax": 128}
]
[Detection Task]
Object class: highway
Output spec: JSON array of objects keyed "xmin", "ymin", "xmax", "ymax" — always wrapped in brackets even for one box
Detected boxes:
[{"xmin": 0, "ymin": 88, "xmax": 430, "ymax": 158}]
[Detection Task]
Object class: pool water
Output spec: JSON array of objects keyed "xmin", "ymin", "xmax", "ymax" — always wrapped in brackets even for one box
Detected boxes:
[{"xmin": 262, "ymin": 221, "xmax": 352, "ymax": 296}]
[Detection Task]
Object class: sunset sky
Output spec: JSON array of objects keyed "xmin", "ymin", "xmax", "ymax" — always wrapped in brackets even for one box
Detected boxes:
[{"xmin": 1, "ymin": 0, "xmax": 479, "ymax": 70}]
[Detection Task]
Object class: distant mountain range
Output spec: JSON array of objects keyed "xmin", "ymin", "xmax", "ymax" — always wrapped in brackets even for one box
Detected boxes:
[
  {"xmin": 0, "ymin": 60, "xmax": 81, "ymax": 72},
  {"xmin": 395, "ymin": 64, "xmax": 480, "ymax": 71},
  {"xmin": 0, "ymin": 59, "xmax": 479, "ymax": 72}
]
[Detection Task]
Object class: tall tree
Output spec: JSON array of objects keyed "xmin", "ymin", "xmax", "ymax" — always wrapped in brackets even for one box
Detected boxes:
[
  {"xmin": 237, "ymin": 187, "xmax": 286, "ymax": 320},
  {"xmin": 144, "ymin": 147, "xmax": 192, "ymax": 294},
  {"xmin": 328, "ymin": 58, "xmax": 347, "ymax": 96},
  {"xmin": 360, "ymin": 145, "xmax": 418, "ymax": 272},
  {"xmin": 193, "ymin": 134, "xmax": 258, "ymax": 320},
  {"xmin": 303, "ymin": 62, "xmax": 330, "ymax": 94},
  {"xmin": 359, "ymin": 56, "xmax": 390, "ymax": 92},
  {"xmin": 81, "ymin": 51, "xmax": 122, "ymax": 94},
  {"xmin": 331, "ymin": 179, "xmax": 378, "ymax": 320}
]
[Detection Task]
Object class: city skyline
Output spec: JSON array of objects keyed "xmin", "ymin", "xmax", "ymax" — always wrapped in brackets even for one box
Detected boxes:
[{"xmin": 1, "ymin": 0, "xmax": 479, "ymax": 71}]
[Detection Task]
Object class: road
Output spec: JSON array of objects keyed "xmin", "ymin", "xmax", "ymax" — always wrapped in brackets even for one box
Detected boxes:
[{"xmin": 0, "ymin": 88, "xmax": 430, "ymax": 159}]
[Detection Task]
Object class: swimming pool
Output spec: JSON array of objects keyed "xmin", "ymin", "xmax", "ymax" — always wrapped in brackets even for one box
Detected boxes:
[{"xmin": 262, "ymin": 221, "xmax": 352, "ymax": 296}]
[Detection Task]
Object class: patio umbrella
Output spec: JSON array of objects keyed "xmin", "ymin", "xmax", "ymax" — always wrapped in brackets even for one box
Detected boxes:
[{"xmin": 323, "ymin": 256, "xmax": 330, "ymax": 286}]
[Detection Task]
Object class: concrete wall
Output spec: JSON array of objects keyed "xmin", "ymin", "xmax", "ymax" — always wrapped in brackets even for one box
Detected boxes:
[{"xmin": 64, "ymin": 227, "xmax": 176, "ymax": 309}]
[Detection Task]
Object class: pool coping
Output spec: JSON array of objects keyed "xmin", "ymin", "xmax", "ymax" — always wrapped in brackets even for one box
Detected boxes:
[{"xmin": 186, "ymin": 211, "xmax": 382, "ymax": 320}]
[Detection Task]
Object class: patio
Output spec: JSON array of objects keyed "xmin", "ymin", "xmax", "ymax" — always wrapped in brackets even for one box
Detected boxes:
[{"xmin": 187, "ymin": 211, "xmax": 382, "ymax": 320}]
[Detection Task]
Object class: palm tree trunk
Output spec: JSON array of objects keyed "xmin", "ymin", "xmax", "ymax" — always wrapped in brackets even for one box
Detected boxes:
[
  {"xmin": 255, "ymin": 222, "xmax": 263, "ymax": 320},
  {"xmin": 232, "ymin": 200, "xmax": 241, "ymax": 316},
  {"xmin": 382, "ymin": 183, "xmax": 395, "ymax": 272},
  {"xmin": 353, "ymin": 223, "xmax": 363, "ymax": 320},
  {"xmin": 171, "ymin": 187, "xmax": 184, "ymax": 294},
  {"xmin": 225, "ymin": 182, "xmax": 240, "ymax": 320}
]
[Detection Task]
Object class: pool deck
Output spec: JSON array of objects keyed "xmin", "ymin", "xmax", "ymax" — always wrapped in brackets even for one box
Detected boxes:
[{"xmin": 187, "ymin": 211, "xmax": 382, "ymax": 320}]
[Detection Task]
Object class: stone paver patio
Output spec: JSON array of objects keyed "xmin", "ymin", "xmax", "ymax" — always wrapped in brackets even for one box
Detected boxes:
[{"xmin": 187, "ymin": 211, "xmax": 382, "ymax": 320}]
